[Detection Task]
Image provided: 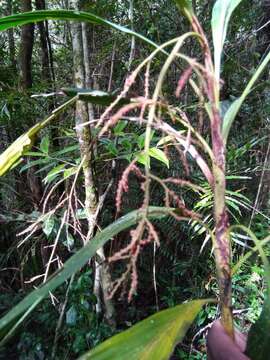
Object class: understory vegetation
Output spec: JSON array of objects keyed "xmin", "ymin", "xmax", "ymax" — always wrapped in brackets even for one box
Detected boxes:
[{"xmin": 0, "ymin": 0, "xmax": 270, "ymax": 359}]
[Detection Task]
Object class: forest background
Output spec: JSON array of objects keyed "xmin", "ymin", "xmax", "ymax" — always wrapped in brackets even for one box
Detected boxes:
[{"xmin": 0, "ymin": 0, "xmax": 270, "ymax": 359}]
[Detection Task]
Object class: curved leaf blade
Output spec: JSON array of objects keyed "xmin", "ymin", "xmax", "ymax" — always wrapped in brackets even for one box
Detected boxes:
[
  {"xmin": 211, "ymin": 0, "xmax": 242, "ymax": 82},
  {"xmin": 79, "ymin": 300, "xmax": 209, "ymax": 360},
  {"xmin": 0, "ymin": 207, "xmax": 172, "ymax": 345},
  {"xmin": 149, "ymin": 148, "xmax": 169, "ymax": 168},
  {"xmin": 0, "ymin": 10, "xmax": 159, "ymax": 50}
]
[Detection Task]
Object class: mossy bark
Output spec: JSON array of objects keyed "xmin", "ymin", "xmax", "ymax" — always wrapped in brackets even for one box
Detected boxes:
[{"xmin": 71, "ymin": 9, "xmax": 115, "ymax": 325}]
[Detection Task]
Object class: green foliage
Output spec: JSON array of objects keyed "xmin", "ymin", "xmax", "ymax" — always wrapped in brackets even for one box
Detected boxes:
[
  {"xmin": 0, "ymin": 207, "xmax": 172, "ymax": 346},
  {"xmin": 64, "ymin": 271, "xmax": 114, "ymax": 355},
  {"xmin": 222, "ymin": 50, "xmax": 270, "ymax": 142},
  {"xmin": 246, "ymin": 294, "xmax": 270, "ymax": 360},
  {"xmin": 0, "ymin": 96, "xmax": 77, "ymax": 177},
  {"xmin": 101, "ymin": 127, "xmax": 169, "ymax": 167},
  {"xmin": 79, "ymin": 300, "xmax": 209, "ymax": 360},
  {"xmin": 246, "ymin": 258, "xmax": 270, "ymax": 359},
  {"xmin": 23, "ymin": 138, "xmax": 80, "ymax": 185}
]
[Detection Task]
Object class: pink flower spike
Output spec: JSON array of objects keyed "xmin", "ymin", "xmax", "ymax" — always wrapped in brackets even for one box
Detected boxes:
[{"xmin": 175, "ymin": 66, "xmax": 193, "ymax": 98}]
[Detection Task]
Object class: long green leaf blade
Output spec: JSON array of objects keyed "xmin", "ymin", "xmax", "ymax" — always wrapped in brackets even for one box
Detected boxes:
[
  {"xmin": 0, "ymin": 10, "xmax": 159, "ymax": 50},
  {"xmin": 79, "ymin": 300, "xmax": 209, "ymax": 360},
  {"xmin": 211, "ymin": 0, "xmax": 242, "ymax": 83},
  {"xmin": 0, "ymin": 207, "xmax": 172, "ymax": 345}
]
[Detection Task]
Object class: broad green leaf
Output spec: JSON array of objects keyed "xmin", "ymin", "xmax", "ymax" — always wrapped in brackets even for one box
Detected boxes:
[
  {"xmin": 19, "ymin": 158, "xmax": 52, "ymax": 173},
  {"xmin": 0, "ymin": 207, "xmax": 172, "ymax": 345},
  {"xmin": 137, "ymin": 131, "xmax": 155, "ymax": 150},
  {"xmin": 63, "ymin": 166, "xmax": 77, "ymax": 179},
  {"xmin": 42, "ymin": 216, "xmax": 55, "ymax": 238},
  {"xmin": 136, "ymin": 152, "xmax": 150, "ymax": 167},
  {"xmin": 222, "ymin": 50, "xmax": 270, "ymax": 142},
  {"xmin": 66, "ymin": 306, "xmax": 77, "ymax": 326},
  {"xmin": 40, "ymin": 135, "xmax": 49, "ymax": 154},
  {"xmin": 79, "ymin": 299, "xmax": 209, "ymax": 360},
  {"xmin": 211, "ymin": 0, "xmax": 242, "ymax": 82},
  {"xmin": 63, "ymin": 232, "xmax": 75, "ymax": 250},
  {"xmin": 76, "ymin": 208, "xmax": 87, "ymax": 220},
  {"xmin": 149, "ymin": 148, "xmax": 169, "ymax": 168},
  {"xmin": 106, "ymin": 142, "xmax": 118, "ymax": 156},
  {"xmin": 44, "ymin": 164, "xmax": 66, "ymax": 184},
  {"xmin": 0, "ymin": 10, "xmax": 160, "ymax": 51},
  {"xmin": 138, "ymin": 133, "xmax": 146, "ymax": 149},
  {"xmin": 113, "ymin": 121, "xmax": 128, "ymax": 135},
  {"xmin": 157, "ymin": 132, "xmax": 185, "ymax": 147},
  {"xmin": 157, "ymin": 135, "xmax": 174, "ymax": 147}
]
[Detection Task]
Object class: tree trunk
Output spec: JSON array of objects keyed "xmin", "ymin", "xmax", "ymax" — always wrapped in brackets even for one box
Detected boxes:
[
  {"xmin": 35, "ymin": 0, "xmax": 51, "ymax": 83},
  {"xmin": 71, "ymin": 1, "xmax": 115, "ymax": 325},
  {"xmin": 82, "ymin": 22, "xmax": 95, "ymax": 121},
  {"xmin": 5, "ymin": 0, "xmax": 16, "ymax": 71},
  {"xmin": 19, "ymin": 1, "xmax": 43, "ymax": 212},
  {"xmin": 127, "ymin": 0, "xmax": 135, "ymax": 71},
  {"xmin": 19, "ymin": 0, "xmax": 34, "ymax": 89},
  {"xmin": 71, "ymin": 19, "xmax": 97, "ymax": 232}
]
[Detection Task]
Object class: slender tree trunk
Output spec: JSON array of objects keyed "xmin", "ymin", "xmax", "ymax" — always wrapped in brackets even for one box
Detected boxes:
[
  {"xmin": 35, "ymin": 0, "xmax": 51, "ymax": 83},
  {"xmin": 19, "ymin": 1, "xmax": 43, "ymax": 214},
  {"xmin": 82, "ymin": 21, "xmax": 115, "ymax": 325},
  {"xmin": 6, "ymin": 0, "xmax": 16, "ymax": 71},
  {"xmin": 71, "ymin": 19, "xmax": 97, "ymax": 235},
  {"xmin": 127, "ymin": 0, "xmax": 135, "ymax": 71},
  {"xmin": 19, "ymin": 0, "xmax": 42, "ymax": 206},
  {"xmin": 19, "ymin": 0, "xmax": 34, "ymax": 89},
  {"xmin": 71, "ymin": 1, "xmax": 115, "ymax": 325},
  {"xmin": 82, "ymin": 22, "xmax": 95, "ymax": 121}
]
